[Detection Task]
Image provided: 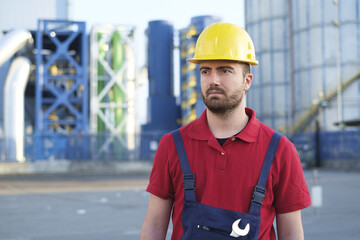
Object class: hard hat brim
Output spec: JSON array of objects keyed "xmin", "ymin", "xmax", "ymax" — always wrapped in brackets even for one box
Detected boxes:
[{"xmin": 186, "ymin": 57, "xmax": 259, "ymax": 66}]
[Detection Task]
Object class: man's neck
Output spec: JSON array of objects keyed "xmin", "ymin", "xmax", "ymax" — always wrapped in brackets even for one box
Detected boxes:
[{"xmin": 206, "ymin": 105, "xmax": 249, "ymax": 139}]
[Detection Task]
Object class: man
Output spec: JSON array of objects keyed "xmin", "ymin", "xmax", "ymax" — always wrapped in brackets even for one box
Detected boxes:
[{"xmin": 140, "ymin": 22, "xmax": 311, "ymax": 240}]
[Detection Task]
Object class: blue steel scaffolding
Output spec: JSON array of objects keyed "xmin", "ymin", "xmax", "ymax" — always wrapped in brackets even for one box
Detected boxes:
[
  {"xmin": 35, "ymin": 20, "xmax": 88, "ymax": 160},
  {"xmin": 179, "ymin": 16, "xmax": 220, "ymax": 125}
]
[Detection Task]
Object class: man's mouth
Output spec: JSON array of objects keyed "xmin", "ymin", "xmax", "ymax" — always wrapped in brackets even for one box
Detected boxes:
[{"xmin": 206, "ymin": 87, "xmax": 225, "ymax": 96}]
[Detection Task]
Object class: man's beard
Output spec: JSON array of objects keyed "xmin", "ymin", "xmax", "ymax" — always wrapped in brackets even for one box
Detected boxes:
[{"xmin": 202, "ymin": 86, "xmax": 244, "ymax": 115}]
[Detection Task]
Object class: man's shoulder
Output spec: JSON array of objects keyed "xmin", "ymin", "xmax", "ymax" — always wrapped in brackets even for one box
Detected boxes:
[
  {"xmin": 257, "ymin": 121, "xmax": 275, "ymax": 133},
  {"xmin": 160, "ymin": 118, "xmax": 199, "ymax": 143},
  {"xmin": 178, "ymin": 115, "xmax": 203, "ymax": 136},
  {"xmin": 256, "ymin": 120, "xmax": 294, "ymax": 148}
]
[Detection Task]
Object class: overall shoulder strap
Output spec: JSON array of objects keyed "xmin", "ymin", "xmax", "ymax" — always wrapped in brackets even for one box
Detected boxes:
[
  {"xmin": 249, "ymin": 131, "xmax": 282, "ymax": 215},
  {"xmin": 171, "ymin": 129, "xmax": 197, "ymax": 202}
]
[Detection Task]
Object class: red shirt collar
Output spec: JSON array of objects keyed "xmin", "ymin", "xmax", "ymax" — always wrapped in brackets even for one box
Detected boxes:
[{"xmin": 189, "ymin": 108, "xmax": 260, "ymax": 143}]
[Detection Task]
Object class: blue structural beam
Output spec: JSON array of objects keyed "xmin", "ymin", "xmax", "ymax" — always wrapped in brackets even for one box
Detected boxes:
[
  {"xmin": 35, "ymin": 19, "xmax": 88, "ymax": 160},
  {"xmin": 141, "ymin": 20, "xmax": 180, "ymax": 160},
  {"xmin": 35, "ymin": 19, "xmax": 88, "ymax": 134}
]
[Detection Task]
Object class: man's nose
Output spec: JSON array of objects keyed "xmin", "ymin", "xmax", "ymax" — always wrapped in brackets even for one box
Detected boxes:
[{"xmin": 209, "ymin": 72, "xmax": 220, "ymax": 86}]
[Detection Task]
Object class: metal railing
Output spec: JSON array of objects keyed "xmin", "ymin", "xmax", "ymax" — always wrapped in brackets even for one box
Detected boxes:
[
  {"xmin": 291, "ymin": 129, "xmax": 360, "ymax": 168},
  {"xmin": 1, "ymin": 130, "xmax": 360, "ymax": 165},
  {"xmin": 1, "ymin": 133, "xmax": 143, "ymax": 162}
]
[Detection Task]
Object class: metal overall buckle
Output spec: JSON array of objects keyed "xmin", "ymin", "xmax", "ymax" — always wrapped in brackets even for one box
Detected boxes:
[
  {"xmin": 183, "ymin": 173, "xmax": 196, "ymax": 190},
  {"xmin": 252, "ymin": 185, "xmax": 266, "ymax": 206}
]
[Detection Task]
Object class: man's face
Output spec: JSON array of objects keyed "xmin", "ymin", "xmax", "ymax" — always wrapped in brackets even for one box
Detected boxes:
[{"xmin": 199, "ymin": 61, "xmax": 252, "ymax": 115}]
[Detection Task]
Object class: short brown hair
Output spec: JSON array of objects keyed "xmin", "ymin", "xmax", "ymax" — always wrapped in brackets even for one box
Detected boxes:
[{"xmin": 239, "ymin": 62, "xmax": 250, "ymax": 78}]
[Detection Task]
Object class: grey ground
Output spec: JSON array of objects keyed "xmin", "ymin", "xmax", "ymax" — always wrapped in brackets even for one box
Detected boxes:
[{"xmin": 0, "ymin": 170, "xmax": 359, "ymax": 240}]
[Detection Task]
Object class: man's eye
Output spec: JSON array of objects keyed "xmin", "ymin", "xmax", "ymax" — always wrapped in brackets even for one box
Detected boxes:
[{"xmin": 201, "ymin": 70, "xmax": 208, "ymax": 74}]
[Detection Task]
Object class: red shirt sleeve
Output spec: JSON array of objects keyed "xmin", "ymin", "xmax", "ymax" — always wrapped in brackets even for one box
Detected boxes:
[
  {"xmin": 146, "ymin": 133, "xmax": 175, "ymax": 200},
  {"xmin": 273, "ymin": 137, "xmax": 312, "ymax": 214}
]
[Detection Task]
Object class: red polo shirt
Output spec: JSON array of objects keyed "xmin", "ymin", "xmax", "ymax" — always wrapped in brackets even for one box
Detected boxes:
[{"xmin": 146, "ymin": 108, "xmax": 311, "ymax": 240}]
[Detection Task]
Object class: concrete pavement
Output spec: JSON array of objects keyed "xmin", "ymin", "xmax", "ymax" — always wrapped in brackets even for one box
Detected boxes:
[
  {"xmin": 302, "ymin": 170, "xmax": 360, "ymax": 240},
  {"xmin": 0, "ymin": 170, "xmax": 359, "ymax": 239},
  {"xmin": 0, "ymin": 173, "xmax": 151, "ymax": 240}
]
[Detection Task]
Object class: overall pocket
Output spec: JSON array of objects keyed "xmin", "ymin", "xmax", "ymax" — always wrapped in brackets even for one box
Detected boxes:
[
  {"xmin": 196, "ymin": 224, "xmax": 238, "ymax": 238},
  {"xmin": 181, "ymin": 202, "xmax": 259, "ymax": 240}
]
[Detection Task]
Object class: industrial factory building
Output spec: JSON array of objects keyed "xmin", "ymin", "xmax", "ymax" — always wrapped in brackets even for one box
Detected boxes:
[{"xmin": 0, "ymin": 0, "xmax": 359, "ymax": 172}]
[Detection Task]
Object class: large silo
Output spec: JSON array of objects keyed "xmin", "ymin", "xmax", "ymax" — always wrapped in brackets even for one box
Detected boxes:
[
  {"xmin": 245, "ymin": 0, "xmax": 291, "ymax": 133},
  {"xmin": 291, "ymin": 0, "xmax": 360, "ymax": 133},
  {"xmin": 245, "ymin": 0, "xmax": 360, "ymax": 135}
]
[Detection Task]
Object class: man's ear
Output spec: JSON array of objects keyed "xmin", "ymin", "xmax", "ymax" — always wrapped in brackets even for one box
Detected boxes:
[{"xmin": 244, "ymin": 73, "xmax": 253, "ymax": 92}]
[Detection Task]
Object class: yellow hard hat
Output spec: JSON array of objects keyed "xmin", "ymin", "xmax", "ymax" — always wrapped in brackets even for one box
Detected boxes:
[{"xmin": 187, "ymin": 22, "xmax": 258, "ymax": 65}]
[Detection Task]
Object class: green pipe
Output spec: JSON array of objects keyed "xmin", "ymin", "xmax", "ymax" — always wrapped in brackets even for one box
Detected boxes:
[
  {"xmin": 111, "ymin": 31, "xmax": 125, "ymax": 133},
  {"xmin": 111, "ymin": 30, "xmax": 126, "ymax": 159},
  {"xmin": 97, "ymin": 32, "xmax": 106, "ymax": 132}
]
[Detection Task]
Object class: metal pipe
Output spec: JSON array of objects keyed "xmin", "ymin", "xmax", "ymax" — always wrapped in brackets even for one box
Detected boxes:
[
  {"xmin": 288, "ymin": 0, "xmax": 295, "ymax": 132},
  {"xmin": 4, "ymin": 57, "xmax": 31, "ymax": 162},
  {"xmin": 333, "ymin": 0, "xmax": 343, "ymax": 128},
  {"xmin": 0, "ymin": 29, "xmax": 33, "ymax": 66}
]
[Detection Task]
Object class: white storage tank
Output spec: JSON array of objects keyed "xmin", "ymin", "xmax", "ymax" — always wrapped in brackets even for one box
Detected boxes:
[{"xmin": 245, "ymin": 0, "xmax": 360, "ymax": 134}]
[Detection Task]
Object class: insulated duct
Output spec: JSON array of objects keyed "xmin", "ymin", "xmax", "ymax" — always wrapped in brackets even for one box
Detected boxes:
[
  {"xmin": 0, "ymin": 30, "xmax": 33, "ymax": 66},
  {"xmin": 0, "ymin": 29, "xmax": 33, "ymax": 162},
  {"xmin": 4, "ymin": 57, "xmax": 31, "ymax": 162}
]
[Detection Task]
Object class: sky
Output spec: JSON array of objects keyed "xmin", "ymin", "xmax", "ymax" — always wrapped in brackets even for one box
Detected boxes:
[
  {"xmin": 69, "ymin": 0, "xmax": 245, "ymax": 124},
  {"xmin": 69, "ymin": 0, "xmax": 245, "ymax": 67}
]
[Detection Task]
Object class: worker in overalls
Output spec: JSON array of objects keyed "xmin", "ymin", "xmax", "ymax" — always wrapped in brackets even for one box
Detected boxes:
[{"xmin": 140, "ymin": 22, "xmax": 311, "ymax": 240}]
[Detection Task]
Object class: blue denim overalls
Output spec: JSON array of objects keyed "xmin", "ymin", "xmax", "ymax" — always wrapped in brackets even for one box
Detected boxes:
[{"xmin": 171, "ymin": 129, "xmax": 282, "ymax": 240}]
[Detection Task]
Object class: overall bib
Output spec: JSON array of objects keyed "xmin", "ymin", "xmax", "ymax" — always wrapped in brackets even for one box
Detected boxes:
[{"xmin": 171, "ymin": 129, "xmax": 282, "ymax": 240}]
